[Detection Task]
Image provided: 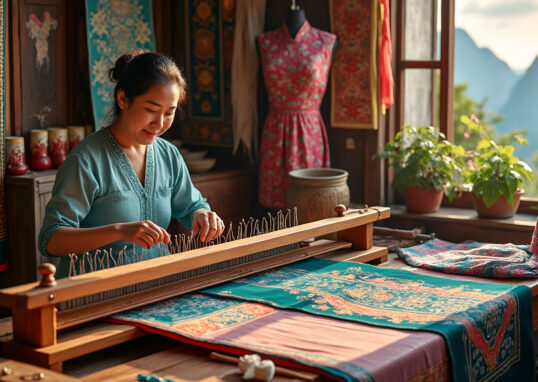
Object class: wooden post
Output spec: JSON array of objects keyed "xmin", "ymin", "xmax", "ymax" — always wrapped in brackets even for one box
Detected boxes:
[
  {"xmin": 12, "ymin": 305, "xmax": 57, "ymax": 347},
  {"xmin": 337, "ymin": 222, "xmax": 373, "ymax": 250}
]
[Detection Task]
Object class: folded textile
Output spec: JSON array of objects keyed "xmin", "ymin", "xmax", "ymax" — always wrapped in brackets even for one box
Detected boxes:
[
  {"xmin": 203, "ymin": 258, "xmax": 534, "ymax": 382},
  {"xmin": 111, "ymin": 293, "xmax": 449, "ymax": 382},
  {"xmin": 397, "ymin": 238, "xmax": 538, "ymax": 278},
  {"xmin": 531, "ymin": 219, "xmax": 538, "ymax": 255}
]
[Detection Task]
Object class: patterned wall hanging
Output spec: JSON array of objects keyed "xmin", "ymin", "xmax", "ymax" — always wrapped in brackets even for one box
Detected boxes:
[
  {"xmin": 0, "ymin": 0, "xmax": 7, "ymax": 271},
  {"xmin": 180, "ymin": 0, "xmax": 234, "ymax": 146},
  {"xmin": 329, "ymin": 0, "xmax": 378, "ymax": 129},
  {"xmin": 85, "ymin": 0, "xmax": 156, "ymax": 129}
]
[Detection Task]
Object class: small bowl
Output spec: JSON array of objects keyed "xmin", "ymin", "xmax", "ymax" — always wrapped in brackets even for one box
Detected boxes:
[
  {"xmin": 185, "ymin": 158, "xmax": 216, "ymax": 173},
  {"xmin": 183, "ymin": 150, "xmax": 207, "ymax": 160}
]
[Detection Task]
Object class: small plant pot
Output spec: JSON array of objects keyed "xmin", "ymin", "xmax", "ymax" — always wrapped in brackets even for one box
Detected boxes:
[
  {"xmin": 471, "ymin": 191, "xmax": 524, "ymax": 219},
  {"xmin": 404, "ymin": 186, "xmax": 444, "ymax": 213}
]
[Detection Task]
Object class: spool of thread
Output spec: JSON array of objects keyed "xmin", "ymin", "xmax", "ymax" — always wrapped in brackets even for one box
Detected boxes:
[
  {"xmin": 67, "ymin": 125, "xmax": 86, "ymax": 151},
  {"xmin": 29, "ymin": 129, "xmax": 52, "ymax": 171},
  {"xmin": 48, "ymin": 127, "xmax": 68, "ymax": 168},
  {"xmin": 6, "ymin": 137, "xmax": 29, "ymax": 175}
]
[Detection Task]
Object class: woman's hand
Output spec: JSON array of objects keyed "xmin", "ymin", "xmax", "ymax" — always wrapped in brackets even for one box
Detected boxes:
[
  {"xmin": 192, "ymin": 209, "xmax": 225, "ymax": 242},
  {"xmin": 117, "ymin": 220, "xmax": 170, "ymax": 249}
]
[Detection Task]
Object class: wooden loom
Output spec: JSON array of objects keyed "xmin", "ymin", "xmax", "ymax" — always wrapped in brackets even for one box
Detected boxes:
[{"xmin": 0, "ymin": 206, "xmax": 390, "ymax": 372}]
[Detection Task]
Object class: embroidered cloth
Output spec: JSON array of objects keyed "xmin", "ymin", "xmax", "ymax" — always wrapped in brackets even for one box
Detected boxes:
[
  {"xmin": 111, "ymin": 293, "xmax": 449, "ymax": 382},
  {"xmin": 329, "ymin": 0, "xmax": 378, "ymax": 129},
  {"xmin": 397, "ymin": 238, "xmax": 538, "ymax": 278},
  {"xmin": 202, "ymin": 258, "xmax": 535, "ymax": 382},
  {"xmin": 257, "ymin": 21, "xmax": 335, "ymax": 208},
  {"xmin": 85, "ymin": 0, "xmax": 155, "ymax": 127}
]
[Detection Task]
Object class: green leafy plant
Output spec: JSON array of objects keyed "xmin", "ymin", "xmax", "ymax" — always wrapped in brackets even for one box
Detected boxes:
[
  {"xmin": 461, "ymin": 115, "xmax": 533, "ymax": 208},
  {"xmin": 374, "ymin": 125, "xmax": 465, "ymax": 201}
]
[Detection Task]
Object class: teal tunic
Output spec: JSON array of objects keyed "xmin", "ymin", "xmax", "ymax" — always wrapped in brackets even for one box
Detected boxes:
[{"xmin": 38, "ymin": 127, "xmax": 210, "ymax": 277}]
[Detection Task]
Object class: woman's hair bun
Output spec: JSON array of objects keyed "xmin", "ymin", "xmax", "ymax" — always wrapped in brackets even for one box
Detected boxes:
[{"xmin": 109, "ymin": 49, "xmax": 145, "ymax": 83}]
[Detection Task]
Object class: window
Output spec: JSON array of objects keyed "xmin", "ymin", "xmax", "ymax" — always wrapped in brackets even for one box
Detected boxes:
[{"xmin": 394, "ymin": 0, "xmax": 537, "ymax": 211}]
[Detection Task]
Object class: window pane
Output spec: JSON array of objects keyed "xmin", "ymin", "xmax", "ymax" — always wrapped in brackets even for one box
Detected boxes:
[
  {"xmin": 404, "ymin": 0, "xmax": 435, "ymax": 60},
  {"xmin": 403, "ymin": 69, "xmax": 437, "ymax": 128}
]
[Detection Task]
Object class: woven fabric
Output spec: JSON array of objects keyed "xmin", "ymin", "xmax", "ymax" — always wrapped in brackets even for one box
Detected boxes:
[
  {"xmin": 329, "ymin": 0, "xmax": 378, "ymax": 128},
  {"xmin": 397, "ymin": 238, "xmax": 538, "ymax": 278},
  {"xmin": 111, "ymin": 293, "xmax": 450, "ymax": 382},
  {"xmin": 203, "ymin": 258, "xmax": 535, "ymax": 382},
  {"xmin": 85, "ymin": 0, "xmax": 155, "ymax": 128}
]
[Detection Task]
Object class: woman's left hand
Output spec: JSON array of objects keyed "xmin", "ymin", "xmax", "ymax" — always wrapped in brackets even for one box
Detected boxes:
[{"xmin": 192, "ymin": 209, "xmax": 225, "ymax": 242}]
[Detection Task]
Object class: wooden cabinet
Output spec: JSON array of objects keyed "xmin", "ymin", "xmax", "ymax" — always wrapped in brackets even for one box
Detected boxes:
[{"xmin": 3, "ymin": 169, "xmax": 256, "ymax": 286}]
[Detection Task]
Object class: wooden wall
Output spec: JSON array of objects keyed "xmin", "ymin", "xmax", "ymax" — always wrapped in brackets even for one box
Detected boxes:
[{"xmin": 6, "ymin": 0, "xmax": 387, "ymax": 206}]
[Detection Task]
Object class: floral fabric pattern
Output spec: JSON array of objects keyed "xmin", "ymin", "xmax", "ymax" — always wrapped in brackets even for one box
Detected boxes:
[
  {"xmin": 85, "ymin": 0, "xmax": 155, "ymax": 127},
  {"xmin": 397, "ymin": 238, "xmax": 538, "ymax": 278},
  {"xmin": 203, "ymin": 258, "xmax": 535, "ymax": 382},
  {"xmin": 257, "ymin": 21, "xmax": 335, "ymax": 208}
]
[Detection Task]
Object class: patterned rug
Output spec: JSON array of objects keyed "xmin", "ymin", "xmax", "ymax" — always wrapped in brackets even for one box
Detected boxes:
[
  {"xmin": 202, "ymin": 258, "xmax": 535, "ymax": 382},
  {"xmin": 85, "ymin": 0, "xmax": 155, "ymax": 128},
  {"xmin": 0, "ymin": 0, "xmax": 7, "ymax": 272},
  {"xmin": 397, "ymin": 238, "xmax": 538, "ymax": 278}
]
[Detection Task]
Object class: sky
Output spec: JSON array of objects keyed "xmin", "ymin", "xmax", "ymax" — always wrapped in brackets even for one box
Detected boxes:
[{"xmin": 455, "ymin": 0, "xmax": 538, "ymax": 71}]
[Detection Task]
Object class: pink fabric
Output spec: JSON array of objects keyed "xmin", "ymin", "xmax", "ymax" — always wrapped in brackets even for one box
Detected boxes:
[
  {"xmin": 379, "ymin": 0, "xmax": 394, "ymax": 108},
  {"xmin": 257, "ymin": 21, "xmax": 335, "ymax": 208},
  {"xmin": 211, "ymin": 309, "xmax": 449, "ymax": 382},
  {"xmin": 531, "ymin": 219, "xmax": 538, "ymax": 255}
]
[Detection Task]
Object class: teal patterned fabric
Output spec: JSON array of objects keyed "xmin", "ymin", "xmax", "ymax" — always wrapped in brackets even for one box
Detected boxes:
[
  {"xmin": 85, "ymin": 0, "xmax": 155, "ymax": 127},
  {"xmin": 203, "ymin": 258, "xmax": 535, "ymax": 382}
]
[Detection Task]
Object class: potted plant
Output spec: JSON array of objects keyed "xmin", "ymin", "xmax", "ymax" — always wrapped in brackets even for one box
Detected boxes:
[
  {"xmin": 374, "ymin": 125, "xmax": 465, "ymax": 213},
  {"xmin": 461, "ymin": 115, "xmax": 533, "ymax": 218}
]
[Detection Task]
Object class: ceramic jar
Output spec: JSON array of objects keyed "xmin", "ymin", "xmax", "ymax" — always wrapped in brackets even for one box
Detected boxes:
[
  {"xmin": 48, "ymin": 127, "xmax": 68, "ymax": 168},
  {"xmin": 29, "ymin": 129, "xmax": 52, "ymax": 171},
  {"xmin": 286, "ymin": 168, "xmax": 350, "ymax": 224},
  {"xmin": 6, "ymin": 137, "xmax": 29, "ymax": 175},
  {"xmin": 67, "ymin": 126, "xmax": 85, "ymax": 151}
]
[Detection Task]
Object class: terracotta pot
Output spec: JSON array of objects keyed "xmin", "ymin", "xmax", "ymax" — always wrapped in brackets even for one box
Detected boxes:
[
  {"xmin": 286, "ymin": 168, "xmax": 350, "ymax": 224},
  {"xmin": 471, "ymin": 191, "xmax": 524, "ymax": 219},
  {"xmin": 48, "ymin": 128, "xmax": 68, "ymax": 168},
  {"xmin": 29, "ymin": 129, "xmax": 52, "ymax": 171},
  {"xmin": 404, "ymin": 186, "xmax": 444, "ymax": 213},
  {"xmin": 6, "ymin": 137, "xmax": 29, "ymax": 175}
]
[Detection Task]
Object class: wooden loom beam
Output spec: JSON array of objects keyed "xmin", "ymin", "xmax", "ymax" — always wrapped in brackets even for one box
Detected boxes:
[{"xmin": 0, "ymin": 206, "xmax": 390, "ymax": 369}]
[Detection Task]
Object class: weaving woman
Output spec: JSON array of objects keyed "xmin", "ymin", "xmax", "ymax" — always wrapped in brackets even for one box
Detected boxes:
[{"xmin": 38, "ymin": 51, "xmax": 224, "ymax": 278}]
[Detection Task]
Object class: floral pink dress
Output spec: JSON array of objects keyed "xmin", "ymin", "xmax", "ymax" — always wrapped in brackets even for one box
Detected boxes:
[{"xmin": 258, "ymin": 21, "xmax": 336, "ymax": 209}]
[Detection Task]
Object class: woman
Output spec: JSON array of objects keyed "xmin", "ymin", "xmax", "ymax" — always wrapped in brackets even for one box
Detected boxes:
[{"xmin": 38, "ymin": 51, "xmax": 224, "ymax": 277}]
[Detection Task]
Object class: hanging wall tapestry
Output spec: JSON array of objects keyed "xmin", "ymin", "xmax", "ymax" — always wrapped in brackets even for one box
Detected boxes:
[
  {"xmin": 329, "ymin": 0, "xmax": 378, "ymax": 129},
  {"xmin": 0, "ymin": 0, "xmax": 7, "ymax": 272},
  {"xmin": 85, "ymin": 0, "xmax": 156, "ymax": 129},
  {"xmin": 180, "ymin": 0, "xmax": 234, "ymax": 145}
]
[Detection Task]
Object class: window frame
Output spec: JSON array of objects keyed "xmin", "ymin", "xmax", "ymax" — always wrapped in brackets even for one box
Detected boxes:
[{"xmin": 393, "ymin": 0, "xmax": 537, "ymax": 213}]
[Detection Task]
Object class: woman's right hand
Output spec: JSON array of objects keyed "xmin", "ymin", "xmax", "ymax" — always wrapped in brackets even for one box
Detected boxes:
[{"xmin": 117, "ymin": 221, "xmax": 170, "ymax": 248}]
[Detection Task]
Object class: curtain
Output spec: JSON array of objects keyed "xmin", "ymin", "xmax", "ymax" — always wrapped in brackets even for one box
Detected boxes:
[{"xmin": 231, "ymin": 0, "xmax": 265, "ymax": 161}]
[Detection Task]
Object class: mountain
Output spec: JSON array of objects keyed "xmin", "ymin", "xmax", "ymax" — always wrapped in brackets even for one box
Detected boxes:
[
  {"xmin": 498, "ymin": 56, "xmax": 538, "ymax": 160},
  {"xmin": 454, "ymin": 29, "xmax": 520, "ymax": 111}
]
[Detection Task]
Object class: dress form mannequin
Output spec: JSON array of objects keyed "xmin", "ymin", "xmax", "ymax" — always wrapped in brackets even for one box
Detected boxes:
[
  {"xmin": 285, "ymin": 8, "xmax": 305, "ymax": 39},
  {"xmin": 256, "ymin": 4, "xmax": 338, "ymax": 209}
]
